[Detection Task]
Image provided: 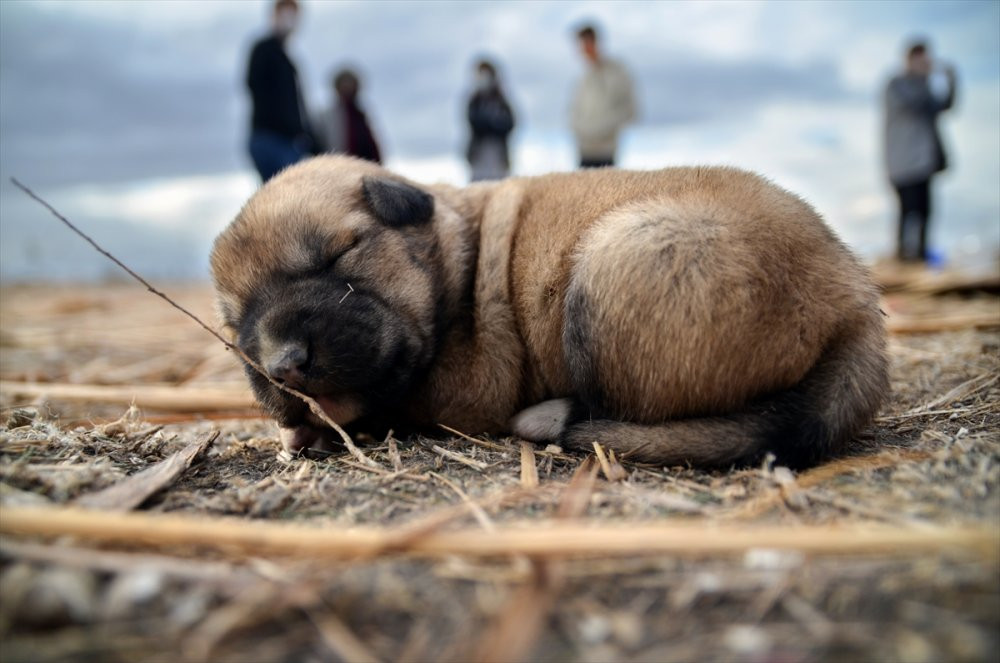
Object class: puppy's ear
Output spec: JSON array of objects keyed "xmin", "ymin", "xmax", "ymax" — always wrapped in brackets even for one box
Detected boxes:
[{"xmin": 361, "ymin": 176, "xmax": 434, "ymax": 227}]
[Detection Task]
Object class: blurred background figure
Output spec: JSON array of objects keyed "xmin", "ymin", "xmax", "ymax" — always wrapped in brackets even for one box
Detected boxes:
[
  {"xmin": 4, "ymin": 1, "xmax": 997, "ymax": 285},
  {"xmin": 465, "ymin": 58, "xmax": 515, "ymax": 181},
  {"xmin": 570, "ymin": 23, "xmax": 636, "ymax": 168},
  {"xmin": 245, "ymin": 0, "xmax": 315, "ymax": 182},
  {"xmin": 316, "ymin": 68, "xmax": 383, "ymax": 163},
  {"xmin": 884, "ymin": 39, "xmax": 958, "ymax": 264}
]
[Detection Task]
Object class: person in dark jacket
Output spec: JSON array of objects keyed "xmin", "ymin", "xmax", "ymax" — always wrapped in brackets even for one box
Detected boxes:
[
  {"xmin": 315, "ymin": 68, "xmax": 382, "ymax": 164},
  {"xmin": 246, "ymin": 0, "xmax": 315, "ymax": 182},
  {"xmin": 884, "ymin": 40, "xmax": 958, "ymax": 263},
  {"xmin": 465, "ymin": 59, "xmax": 515, "ymax": 182}
]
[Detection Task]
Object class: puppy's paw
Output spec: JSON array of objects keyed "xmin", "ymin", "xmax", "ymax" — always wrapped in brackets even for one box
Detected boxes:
[
  {"xmin": 511, "ymin": 399, "xmax": 572, "ymax": 442},
  {"xmin": 278, "ymin": 425, "xmax": 337, "ymax": 455}
]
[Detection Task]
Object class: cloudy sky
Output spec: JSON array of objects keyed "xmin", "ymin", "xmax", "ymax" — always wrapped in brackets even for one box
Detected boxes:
[{"xmin": 1, "ymin": 0, "xmax": 997, "ymax": 281}]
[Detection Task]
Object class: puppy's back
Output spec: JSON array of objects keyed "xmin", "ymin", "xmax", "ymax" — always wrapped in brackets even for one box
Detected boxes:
[
  {"xmin": 507, "ymin": 167, "xmax": 874, "ymax": 408},
  {"xmin": 508, "ymin": 166, "xmax": 887, "ymax": 467}
]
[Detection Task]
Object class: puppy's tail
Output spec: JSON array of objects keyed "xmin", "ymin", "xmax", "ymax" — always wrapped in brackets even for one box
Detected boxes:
[{"xmin": 516, "ymin": 308, "xmax": 889, "ymax": 469}]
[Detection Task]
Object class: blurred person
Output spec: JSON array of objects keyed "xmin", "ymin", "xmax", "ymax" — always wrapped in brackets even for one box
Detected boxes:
[
  {"xmin": 316, "ymin": 68, "xmax": 382, "ymax": 163},
  {"xmin": 465, "ymin": 59, "xmax": 515, "ymax": 181},
  {"xmin": 246, "ymin": 0, "xmax": 315, "ymax": 182},
  {"xmin": 884, "ymin": 39, "xmax": 958, "ymax": 263},
  {"xmin": 570, "ymin": 23, "xmax": 636, "ymax": 168}
]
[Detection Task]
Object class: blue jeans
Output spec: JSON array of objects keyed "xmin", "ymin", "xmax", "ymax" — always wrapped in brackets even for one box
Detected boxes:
[{"xmin": 249, "ymin": 130, "xmax": 306, "ymax": 182}]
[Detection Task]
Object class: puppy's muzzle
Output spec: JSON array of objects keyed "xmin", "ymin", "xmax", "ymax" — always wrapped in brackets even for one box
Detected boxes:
[{"xmin": 265, "ymin": 342, "xmax": 309, "ymax": 389}]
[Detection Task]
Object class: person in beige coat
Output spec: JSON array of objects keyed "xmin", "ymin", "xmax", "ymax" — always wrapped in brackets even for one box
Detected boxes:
[{"xmin": 570, "ymin": 24, "xmax": 636, "ymax": 168}]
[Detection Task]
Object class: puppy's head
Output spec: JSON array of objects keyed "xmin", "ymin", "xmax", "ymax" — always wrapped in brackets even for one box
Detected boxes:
[{"xmin": 211, "ymin": 156, "xmax": 446, "ymax": 450}]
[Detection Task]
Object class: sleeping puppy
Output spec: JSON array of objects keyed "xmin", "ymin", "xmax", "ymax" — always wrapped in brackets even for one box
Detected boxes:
[{"xmin": 211, "ymin": 155, "xmax": 888, "ymax": 468}]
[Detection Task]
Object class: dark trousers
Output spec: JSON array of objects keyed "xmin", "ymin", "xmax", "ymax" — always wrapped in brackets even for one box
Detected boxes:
[
  {"xmin": 893, "ymin": 179, "xmax": 931, "ymax": 262},
  {"xmin": 580, "ymin": 157, "xmax": 615, "ymax": 169}
]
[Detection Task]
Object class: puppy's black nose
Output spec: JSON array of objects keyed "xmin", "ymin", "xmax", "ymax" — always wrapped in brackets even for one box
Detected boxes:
[{"xmin": 265, "ymin": 343, "xmax": 308, "ymax": 387}]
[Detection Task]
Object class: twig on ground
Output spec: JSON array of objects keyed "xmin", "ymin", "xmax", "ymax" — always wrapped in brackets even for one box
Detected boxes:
[
  {"xmin": 429, "ymin": 472, "xmax": 495, "ymax": 531},
  {"xmin": 0, "ymin": 381, "xmax": 254, "ymax": 413},
  {"xmin": 437, "ymin": 424, "xmax": 511, "ymax": 452},
  {"xmin": 1, "ymin": 505, "xmax": 996, "ymax": 559},
  {"xmin": 9, "ymin": 178, "xmax": 362, "ymax": 456},
  {"xmin": 888, "ymin": 312, "xmax": 1000, "ymax": 334},
  {"xmin": 429, "ymin": 444, "xmax": 488, "ymax": 472},
  {"xmin": 469, "ymin": 455, "xmax": 599, "ymax": 662},
  {"xmin": 519, "ymin": 442, "xmax": 539, "ymax": 488},
  {"xmin": 337, "ymin": 458, "xmax": 390, "ymax": 475},
  {"xmin": 74, "ymin": 431, "xmax": 218, "ymax": 511},
  {"xmin": 904, "ymin": 373, "xmax": 998, "ymax": 415},
  {"xmin": 371, "ymin": 487, "xmax": 530, "ymax": 557},
  {"xmin": 593, "ymin": 442, "xmax": 627, "ymax": 482},
  {"xmin": 385, "ymin": 430, "xmax": 403, "ymax": 472},
  {"xmin": 723, "ymin": 449, "xmax": 934, "ymax": 520}
]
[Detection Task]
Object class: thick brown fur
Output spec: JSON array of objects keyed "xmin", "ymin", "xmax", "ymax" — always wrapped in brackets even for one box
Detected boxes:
[{"xmin": 210, "ymin": 155, "xmax": 889, "ymax": 468}]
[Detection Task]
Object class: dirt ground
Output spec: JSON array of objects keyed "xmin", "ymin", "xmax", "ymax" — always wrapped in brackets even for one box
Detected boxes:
[{"xmin": 0, "ymin": 280, "xmax": 998, "ymax": 663}]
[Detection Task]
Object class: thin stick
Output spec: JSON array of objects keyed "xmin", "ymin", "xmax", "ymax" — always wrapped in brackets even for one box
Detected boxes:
[
  {"xmin": 437, "ymin": 423, "xmax": 510, "ymax": 451},
  {"xmin": 1, "ymin": 506, "xmax": 995, "ymax": 559},
  {"xmin": 471, "ymin": 561, "xmax": 559, "ymax": 663},
  {"xmin": 0, "ymin": 380, "xmax": 254, "ymax": 412},
  {"xmin": 336, "ymin": 458, "xmax": 390, "ymax": 475},
  {"xmin": 337, "ymin": 282, "xmax": 355, "ymax": 305},
  {"xmin": 11, "ymin": 178, "xmax": 224, "ymax": 346},
  {"xmin": 471, "ymin": 453, "xmax": 609, "ymax": 662},
  {"xmin": 363, "ymin": 487, "xmax": 529, "ymax": 557},
  {"xmin": 878, "ymin": 408, "xmax": 973, "ymax": 422},
  {"xmin": 888, "ymin": 313, "xmax": 1000, "ymax": 334},
  {"xmin": 386, "ymin": 432, "xmax": 403, "ymax": 472},
  {"xmin": 519, "ymin": 442, "xmax": 539, "ymax": 488},
  {"xmin": 592, "ymin": 442, "xmax": 626, "ymax": 482},
  {"xmin": 723, "ymin": 449, "xmax": 934, "ymax": 520},
  {"xmin": 9, "ymin": 177, "xmax": 364, "ymax": 457},
  {"xmin": 557, "ymin": 458, "xmax": 599, "ymax": 519},
  {"xmin": 430, "ymin": 444, "xmax": 488, "ymax": 471},
  {"xmin": 429, "ymin": 472, "xmax": 495, "ymax": 531},
  {"xmin": 905, "ymin": 373, "xmax": 998, "ymax": 415}
]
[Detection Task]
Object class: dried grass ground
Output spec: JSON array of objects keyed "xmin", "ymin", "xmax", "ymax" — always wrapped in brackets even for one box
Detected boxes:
[{"xmin": 0, "ymin": 279, "xmax": 998, "ymax": 663}]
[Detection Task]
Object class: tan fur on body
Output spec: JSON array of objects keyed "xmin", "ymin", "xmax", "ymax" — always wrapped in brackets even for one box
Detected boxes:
[{"xmin": 211, "ymin": 156, "xmax": 888, "ymax": 467}]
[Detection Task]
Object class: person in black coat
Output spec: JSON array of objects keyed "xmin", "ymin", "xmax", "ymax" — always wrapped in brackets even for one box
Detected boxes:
[
  {"xmin": 246, "ymin": 0, "xmax": 315, "ymax": 182},
  {"xmin": 465, "ymin": 59, "xmax": 515, "ymax": 182}
]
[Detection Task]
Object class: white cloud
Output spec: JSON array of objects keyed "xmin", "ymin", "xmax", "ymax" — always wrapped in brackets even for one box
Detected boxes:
[
  {"xmin": 67, "ymin": 173, "xmax": 258, "ymax": 238},
  {"xmin": 1, "ymin": 0, "xmax": 996, "ymax": 281},
  {"xmin": 385, "ymin": 154, "xmax": 467, "ymax": 188}
]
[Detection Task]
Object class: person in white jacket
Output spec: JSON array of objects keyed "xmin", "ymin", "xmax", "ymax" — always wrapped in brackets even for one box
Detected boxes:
[{"xmin": 570, "ymin": 24, "xmax": 636, "ymax": 168}]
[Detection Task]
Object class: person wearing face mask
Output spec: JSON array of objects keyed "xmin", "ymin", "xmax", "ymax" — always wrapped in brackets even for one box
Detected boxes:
[
  {"xmin": 465, "ymin": 59, "xmax": 516, "ymax": 182},
  {"xmin": 884, "ymin": 39, "xmax": 958, "ymax": 264},
  {"xmin": 246, "ymin": 0, "xmax": 316, "ymax": 182},
  {"xmin": 316, "ymin": 68, "xmax": 382, "ymax": 164}
]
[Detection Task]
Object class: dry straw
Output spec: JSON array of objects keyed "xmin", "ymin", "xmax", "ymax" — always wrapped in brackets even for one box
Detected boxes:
[{"xmin": 1, "ymin": 505, "xmax": 994, "ymax": 560}]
